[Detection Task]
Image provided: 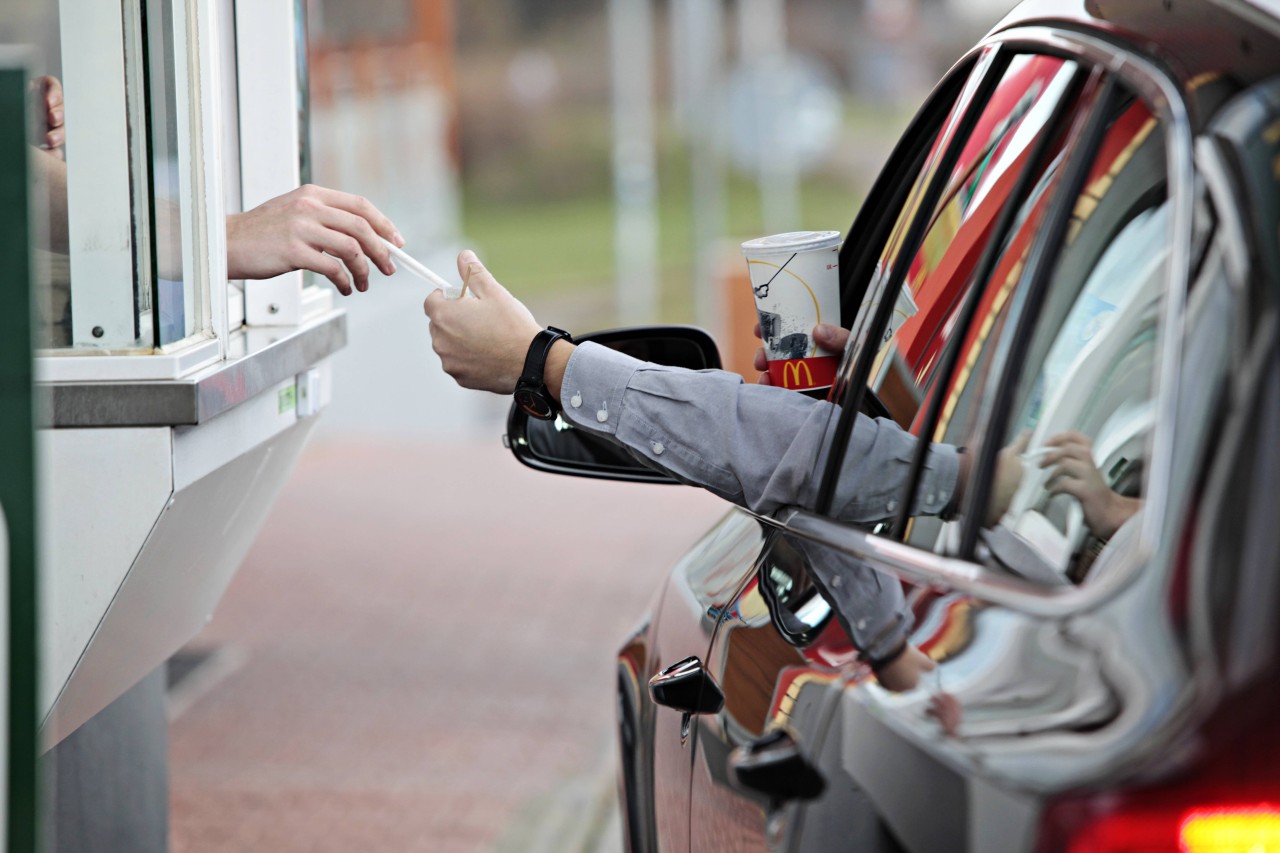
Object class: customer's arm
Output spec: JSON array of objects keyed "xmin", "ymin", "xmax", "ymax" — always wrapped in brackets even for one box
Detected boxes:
[{"xmin": 424, "ymin": 251, "xmax": 958, "ymax": 523}]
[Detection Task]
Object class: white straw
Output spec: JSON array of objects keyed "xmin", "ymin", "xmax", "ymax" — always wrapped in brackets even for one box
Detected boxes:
[{"xmin": 383, "ymin": 240, "xmax": 463, "ymax": 298}]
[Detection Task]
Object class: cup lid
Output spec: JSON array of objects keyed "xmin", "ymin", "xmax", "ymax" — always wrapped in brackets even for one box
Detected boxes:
[{"xmin": 741, "ymin": 230, "xmax": 841, "ymax": 255}]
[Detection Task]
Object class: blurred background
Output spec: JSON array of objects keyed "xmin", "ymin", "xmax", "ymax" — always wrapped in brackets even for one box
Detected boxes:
[{"xmin": 168, "ymin": 1, "xmax": 1011, "ymax": 850}]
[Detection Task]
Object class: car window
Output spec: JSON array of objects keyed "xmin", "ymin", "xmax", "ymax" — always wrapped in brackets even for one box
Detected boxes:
[
  {"xmin": 862, "ymin": 54, "xmax": 1085, "ymax": 429},
  {"xmin": 816, "ymin": 51, "xmax": 1087, "ymax": 525},
  {"xmin": 900, "ymin": 83, "xmax": 1170, "ymax": 586}
]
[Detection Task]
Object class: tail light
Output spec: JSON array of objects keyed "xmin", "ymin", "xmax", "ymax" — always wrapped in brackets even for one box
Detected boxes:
[
  {"xmin": 1038, "ymin": 675, "xmax": 1280, "ymax": 852},
  {"xmin": 1180, "ymin": 806, "xmax": 1280, "ymax": 851},
  {"xmin": 1040, "ymin": 797, "xmax": 1280, "ymax": 852}
]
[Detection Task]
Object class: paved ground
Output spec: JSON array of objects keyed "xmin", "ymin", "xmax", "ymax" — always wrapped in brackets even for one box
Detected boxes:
[{"xmin": 168, "ymin": 432, "xmax": 725, "ymax": 852}]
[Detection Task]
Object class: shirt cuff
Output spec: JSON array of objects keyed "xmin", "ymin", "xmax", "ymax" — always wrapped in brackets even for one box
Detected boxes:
[
  {"xmin": 911, "ymin": 442, "xmax": 960, "ymax": 517},
  {"xmin": 559, "ymin": 342, "xmax": 642, "ymax": 436}
]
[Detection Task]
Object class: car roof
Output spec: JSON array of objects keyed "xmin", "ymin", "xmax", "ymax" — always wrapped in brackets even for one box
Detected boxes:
[{"xmin": 990, "ymin": 0, "xmax": 1280, "ymax": 110}]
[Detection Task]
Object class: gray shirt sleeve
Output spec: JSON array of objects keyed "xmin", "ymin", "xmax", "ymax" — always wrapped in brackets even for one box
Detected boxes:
[{"xmin": 559, "ymin": 342, "xmax": 959, "ymax": 524}]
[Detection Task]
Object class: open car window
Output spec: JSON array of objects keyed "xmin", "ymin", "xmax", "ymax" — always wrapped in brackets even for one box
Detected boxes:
[{"xmin": 817, "ymin": 51, "xmax": 1090, "ymax": 526}]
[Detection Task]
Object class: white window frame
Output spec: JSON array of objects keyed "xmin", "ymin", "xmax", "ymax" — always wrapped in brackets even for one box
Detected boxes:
[
  {"xmin": 235, "ymin": 0, "xmax": 304, "ymax": 327},
  {"xmin": 41, "ymin": 0, "xmax": 228, "ymax": 380}
]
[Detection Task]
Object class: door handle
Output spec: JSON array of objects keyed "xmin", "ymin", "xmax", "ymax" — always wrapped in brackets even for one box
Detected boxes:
[
  {"xmin": 729, "ymin": 729, "xmax": 826, "ymax": 803},
  {"xmin": 648, "ymin": 656, "xmax": 725, "ymax": 715}
]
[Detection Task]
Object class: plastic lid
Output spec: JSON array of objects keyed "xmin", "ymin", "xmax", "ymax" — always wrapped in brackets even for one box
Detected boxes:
[{"xmin": 741, "ymin": 230, "xmax": 841, "ymax": 255}]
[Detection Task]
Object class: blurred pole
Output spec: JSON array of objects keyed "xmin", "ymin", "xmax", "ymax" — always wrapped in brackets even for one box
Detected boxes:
[
  {"xmin": 738, "ymin": 0, "xmax": 800, "ymax": 233},
  {"xmin": 610, "ymin": 0, "xmax": 658, "ymax": 324},
  {"xmin": 673, "ymin": 0, "xmax": 726, "ymax": 336}
]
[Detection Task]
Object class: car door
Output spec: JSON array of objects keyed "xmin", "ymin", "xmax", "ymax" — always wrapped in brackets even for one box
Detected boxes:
[
  {"xmin": 633, "ymin": 510, "xmax": 765, "ymax": 851},
  {"xmin": 683, "ymin": 42, "xmax": 1097, "ymax": 851},
  {"xmin": 781, "ymin": 30, "xmax": 1200, "ymax": 852}
]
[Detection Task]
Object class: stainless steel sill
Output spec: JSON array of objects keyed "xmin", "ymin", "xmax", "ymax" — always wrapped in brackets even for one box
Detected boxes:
[{"xmin": 38, "ymin": 310, "xmax": 347, "ymax": 428}]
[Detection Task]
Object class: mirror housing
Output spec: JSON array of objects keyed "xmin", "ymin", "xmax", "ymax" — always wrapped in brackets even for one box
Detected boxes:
[{"xmin": 505, "ymin": 326, "xmax": 722, "ymax": 483}]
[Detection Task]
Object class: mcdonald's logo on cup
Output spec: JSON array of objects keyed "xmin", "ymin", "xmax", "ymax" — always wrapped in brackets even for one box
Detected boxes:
[
  {"xmin": 769, "ymin": 355, "xmax": 839, "ymax": 391},
  {"xmin": 782, "ymin": 360, "xmax": 812, "ymax": 388}
]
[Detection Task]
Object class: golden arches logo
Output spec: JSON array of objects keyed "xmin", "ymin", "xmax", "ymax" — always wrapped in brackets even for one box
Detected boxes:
[{"xmin": 781, "ymin": 360, "xmax": 813, "ymax": 389}]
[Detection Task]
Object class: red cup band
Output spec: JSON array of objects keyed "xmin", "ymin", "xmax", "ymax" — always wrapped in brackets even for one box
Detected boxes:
[{"xmin": 767, "ymin": 355, "xmax": 839, "ymax": 390}]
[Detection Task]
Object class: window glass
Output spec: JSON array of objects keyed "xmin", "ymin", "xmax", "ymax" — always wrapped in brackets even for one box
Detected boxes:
[
  {"xmin": 9, "ymin": 1, "xmax": 72, "ymax": 347},
  {"xmin": 904, "ymin": 85, "xmax": 1168, "ymax": 586},
  {"xmin": 143, "ymin": 0, "xmax": 191, "ymax": 345},
  {"xmin": 820, "ymin": 53, "xmax": 1083, "ymax": 526},
  {"xmin": 862, "ymin": 54, "xmax": 1080, "ymax": 432},
  {"xmin": 22, "ymin": 0, "xmax": 191, "ymax": 350},
  {"xmin": 982, "ymin": 96, "xmax": 1166, "ymax": 584}
]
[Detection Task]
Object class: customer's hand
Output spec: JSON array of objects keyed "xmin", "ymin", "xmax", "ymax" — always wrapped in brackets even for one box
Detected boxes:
[
  {"xmin": 1040, "ymin": 431, "xmax": 1140, "ymax": 539},
  {"xmin": 753, "ymin": 322, "xmax": 848, "ymax": 385},
  {"xmin": 423, "ymin": 250, "xmax": 547, "ymax": 394},
  {"xmin": 31, "ymin": 75, "xmax": 65, "ymax": 157},
  {"xmin": 226, "ymin": 185, "xmax": 403, "ymax": 295},
  {"xmin": 875, "ymin": 644, "xmax": 936, "ymax": 692}
]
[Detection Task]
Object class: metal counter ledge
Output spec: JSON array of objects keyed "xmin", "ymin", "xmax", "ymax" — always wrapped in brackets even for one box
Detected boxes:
[{"xmin": 36, "ymin": 310, "xmax": 347, "ymax": 428}]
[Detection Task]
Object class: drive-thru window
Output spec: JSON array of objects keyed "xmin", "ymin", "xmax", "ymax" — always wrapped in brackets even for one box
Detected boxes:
[{"xmin": 7, "ymin": 1, "xmax": 346, "ymax": 847}]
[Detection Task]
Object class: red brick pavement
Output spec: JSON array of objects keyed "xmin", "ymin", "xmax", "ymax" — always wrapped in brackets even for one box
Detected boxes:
[{"xmin": 169, "ymin": 436, "xmax": 725, "ymax": 852}]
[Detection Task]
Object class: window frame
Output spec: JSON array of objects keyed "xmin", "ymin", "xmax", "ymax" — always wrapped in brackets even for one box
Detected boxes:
[
  {"xmin": 36, "ymin": 0, "xmax": 227, "ymax": 379},
  {"xmin": 787, "ymin": 25, "xmax": 1196, "ymax": 615}
]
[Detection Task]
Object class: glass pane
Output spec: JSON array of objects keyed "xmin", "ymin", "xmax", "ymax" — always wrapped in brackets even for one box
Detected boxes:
[
  {"xmin": 143, "ymin": 0, "xmax": 189, "ymax": 345},
  {"xmin": 10, "ymin": 1, "xmax": 71, "ymax": 347},
  {"xmin": 985, "ymin": 96, "xmax": 1166, "ymax": 584},
  {"xmin": 906, "ymin": 85, "xmax": 1168, "ymax": 586},
  {"xmin": 823, "ymin": 53, "xmax": 1081, "ymax": 526}
]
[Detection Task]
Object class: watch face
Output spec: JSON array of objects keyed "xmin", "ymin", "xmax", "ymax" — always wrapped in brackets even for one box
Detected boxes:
[{"xmin": 515, "ymin": 387, "xmax": 554, "ymax": 420}]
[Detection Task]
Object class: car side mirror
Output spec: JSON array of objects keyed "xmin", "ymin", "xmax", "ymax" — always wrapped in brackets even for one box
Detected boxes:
[{"xmin": 505, "ymin": 325, "xmax": 722, "ymax": 483}]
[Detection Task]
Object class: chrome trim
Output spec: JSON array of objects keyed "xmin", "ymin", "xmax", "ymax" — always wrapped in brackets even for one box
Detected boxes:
[
  {"xmin": 38, "ymin": 310, "xmax": 347, "ymax": 427},
  {"xmin": 782, "ymin": 508, "xmax": 1149, "ymax": 618}
]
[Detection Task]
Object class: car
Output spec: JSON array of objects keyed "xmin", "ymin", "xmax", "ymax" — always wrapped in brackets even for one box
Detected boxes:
[{"xmin": 505, "ymin": 0, "xmax": 1280, "ymax": 850}]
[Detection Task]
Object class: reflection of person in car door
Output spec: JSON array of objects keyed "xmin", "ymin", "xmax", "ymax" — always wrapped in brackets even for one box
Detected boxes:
[{"xmin": 1039, "ymin": 431, "xmax": 1142, "ymax": 541}]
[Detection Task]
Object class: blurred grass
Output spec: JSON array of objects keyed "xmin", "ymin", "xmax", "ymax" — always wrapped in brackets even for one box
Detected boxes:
[
  {"xmin": 461, "ymin": 163, "xmax": 864, "ymax": 327},
  {"xmin": 460, "ymin": 101, "xmax": 913, "ymax": 327}
]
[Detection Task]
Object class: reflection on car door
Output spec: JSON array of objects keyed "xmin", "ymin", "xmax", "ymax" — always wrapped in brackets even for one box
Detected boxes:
[
  {"xmin": 630, "ymin": 511, "xmax": 763, "ymax": 850},
  {"xmin": 688, "ymin": 529, "xmax": 880, "ymax": 851}
]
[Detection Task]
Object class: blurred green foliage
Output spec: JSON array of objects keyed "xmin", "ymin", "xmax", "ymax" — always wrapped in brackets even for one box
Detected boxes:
[{"xmin": 460, "ymin": 102, "xmax": 912, "ymax": 326}]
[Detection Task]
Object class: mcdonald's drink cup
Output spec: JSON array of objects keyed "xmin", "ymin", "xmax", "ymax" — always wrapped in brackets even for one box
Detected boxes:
[{"xmin": 741, "ymin": 231, "xmax": 842, "ymax": 391}]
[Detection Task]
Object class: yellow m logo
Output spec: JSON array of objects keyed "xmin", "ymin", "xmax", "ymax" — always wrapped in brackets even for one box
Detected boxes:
[{"xmin": 781, "ymin": 360, "xmax": 813, "ymax": 389}]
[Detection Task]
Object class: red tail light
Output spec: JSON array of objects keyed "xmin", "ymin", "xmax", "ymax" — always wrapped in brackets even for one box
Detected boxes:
[
  {"xmin": 1179, "ymin": 805, "xmax": 1280, "ymax": 852},
  {"xmin": 1040, "ymin": 800, "xmax": 1280, "ymax": 852}
]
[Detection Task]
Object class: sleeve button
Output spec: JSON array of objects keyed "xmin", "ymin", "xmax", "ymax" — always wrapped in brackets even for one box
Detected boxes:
[
  {"xmin": 652, "ymin": 441, "xmax": 665, "ymax": 455},
  {"xmin": 570, "ymin": 393, "xmax": 582, "ymax": 409}
]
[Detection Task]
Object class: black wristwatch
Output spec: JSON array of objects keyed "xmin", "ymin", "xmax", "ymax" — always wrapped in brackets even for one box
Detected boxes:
[{"xmin": 514, "ymin": 326, "xmax": 573, "ymax": 420}]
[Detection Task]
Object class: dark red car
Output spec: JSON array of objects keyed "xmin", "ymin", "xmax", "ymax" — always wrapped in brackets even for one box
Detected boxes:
[{"xmin": 509, "ymin": 1, "xmax": 1280, "ymax": 849}]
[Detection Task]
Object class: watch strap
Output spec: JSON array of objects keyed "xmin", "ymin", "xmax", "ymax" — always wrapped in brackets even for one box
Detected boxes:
[{"xmin": 518, "ymin": 326, "xmax": 573, "ymax": 389}]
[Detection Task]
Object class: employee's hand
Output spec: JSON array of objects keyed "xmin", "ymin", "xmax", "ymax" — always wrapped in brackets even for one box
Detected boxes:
[
  {"xmin": 31, "ymin": 75, "xmax": 65, "ymax": 157},
  {"xmin": 1040, "ymin": 431, "xmax": 1141, "ymax": 539},
  {"xmin": 753, "ymin": 322, "xmax": 848, "ymax": 385},
  {"xmin": 424, "ymin": 250, "xmax": 553, "ymax": 395},
  {"xmin": 225, "ymin": 185, "xmax": 403, "ymax": 295}
]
